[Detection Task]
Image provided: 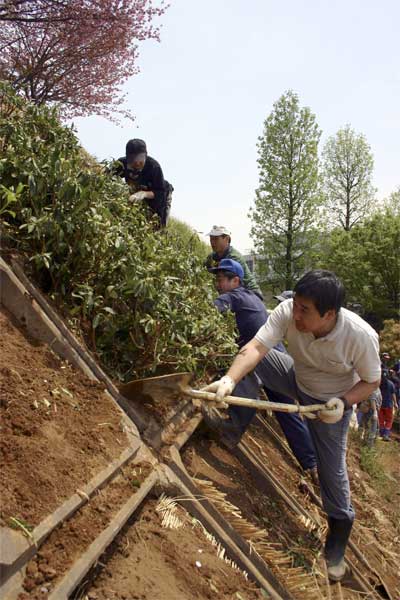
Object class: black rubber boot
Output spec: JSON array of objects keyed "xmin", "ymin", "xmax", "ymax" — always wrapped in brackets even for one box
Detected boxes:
[{"xmin": 324, "ymin": 517, "xmax": 353, "ymax": 581}]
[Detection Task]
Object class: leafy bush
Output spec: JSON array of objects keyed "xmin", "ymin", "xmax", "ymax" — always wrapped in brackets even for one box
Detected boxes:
[
  {"xmin": 167, "ymin": 217, "xmax": 209, "ymax": 261},
  {"xmin": 0, "ymin": 83, "xmax": 236, "ymax": 380},
  {"xmin": 380, "ymin": 320, "xmax": 400, "ymax": 358}
]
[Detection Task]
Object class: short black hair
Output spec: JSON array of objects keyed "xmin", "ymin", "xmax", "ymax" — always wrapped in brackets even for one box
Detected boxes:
[
  {"xmin": 217, "ymin": 270, "xmax": 238, "ymax": 280},
  {"xmin": 294, "ymin": 270, "xmax": 345, "ymax": 316}
]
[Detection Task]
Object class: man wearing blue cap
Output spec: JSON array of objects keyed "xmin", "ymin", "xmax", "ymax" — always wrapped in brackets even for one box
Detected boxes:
[
  {"xmin": 205, "ymin": 225, "xmax": 263, "ymax": 299},
  {"xmin": 207, "ymin": 258, "xmax": 317, "ymax": 482}
]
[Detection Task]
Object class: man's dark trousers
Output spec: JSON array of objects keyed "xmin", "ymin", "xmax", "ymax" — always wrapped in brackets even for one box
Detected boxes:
[{"xmin": 228, "ymin": 375, "xmax": 317, "ymax": 471}]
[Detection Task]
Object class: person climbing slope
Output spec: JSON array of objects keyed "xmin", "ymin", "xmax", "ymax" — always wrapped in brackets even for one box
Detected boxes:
[
  {"xmin": 114, "ymin": 138, "xmax": 173, "ymax": 227},
  {"xmin": 204, "ymin": 270, "xmax": 381, "ymax": 581}
]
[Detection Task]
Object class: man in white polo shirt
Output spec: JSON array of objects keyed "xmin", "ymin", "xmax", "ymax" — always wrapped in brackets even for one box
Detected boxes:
[{"xmin": 205, "ymin": 270, "xmax": 381, "ymax": 581}]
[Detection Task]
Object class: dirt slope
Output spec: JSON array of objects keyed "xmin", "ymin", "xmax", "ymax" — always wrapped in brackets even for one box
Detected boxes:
[
  {"xmin": 2, "ymin": 301, "xmax": 399, "ymax": 599},
  {"xmin": 81, "ymin": 499, "xmax": 263, "ymax": 600},
  {"xmin": 0, "ymin": 307, "xmax": 129, "ymax": 528},
  {"xmin": 181, "ymin": 417, "xmax": 400, "ymax": 598}
]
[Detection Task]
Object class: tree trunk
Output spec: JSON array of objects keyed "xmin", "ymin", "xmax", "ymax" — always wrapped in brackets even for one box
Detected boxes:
[{"xmin": 286, "ymin": 194, "xmax": 294, "ymax": 289}]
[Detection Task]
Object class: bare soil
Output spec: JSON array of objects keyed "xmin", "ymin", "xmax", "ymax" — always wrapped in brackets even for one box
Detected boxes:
[
  {"xmin": 80, "ymin": 499, "xmax": 263, "ymax": 600},
  {"xmin": 182, "ymin": 428, "xmax": 322, "ymax": 564},
  {"xmin": 246, "ymin": 416, "xmax": 400, "ymax": 596},
  {"xmin": 182, "ymin": 419, "xmax": 400, "ymax": 599},
  {"xmin": 2, "ymin": 295, "xmax": 399, "ymax": 599},
  {"xmin": 0, "ymin": 306, "xmax": 129, "ymax": 527},
  {"xmin": 18, "ymin": 464, "xmax": 153, "ymax": 599}
]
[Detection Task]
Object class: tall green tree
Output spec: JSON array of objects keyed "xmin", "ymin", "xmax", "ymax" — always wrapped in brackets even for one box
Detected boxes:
[
  {"xmin": 384, "ymin": 185, "xmax": 400, "ymax": 214},
  {"xmin": 380, "ymin": 320, "xmax": 400, "ymax": 357},
  {"xmin": 318, "ymin": 206, "xmax": 400, "ymax": 327},
  {"xmin": 249, "ymin": 90, "xmax": 321, "ymax": 290},
  {"xmin": 322, "ymin": 125, "xmax": 375, "ymax": 231}
]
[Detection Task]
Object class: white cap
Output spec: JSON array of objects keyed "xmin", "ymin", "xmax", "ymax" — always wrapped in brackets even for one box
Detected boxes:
[{"xmin": 206, "ymin": 225, "xmax": 231, "ymax": 237}]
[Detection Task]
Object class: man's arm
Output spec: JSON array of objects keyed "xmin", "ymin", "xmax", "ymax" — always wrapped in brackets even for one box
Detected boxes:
[
  {"xmin": 149, "ymin": 161, "xmax": 166, "ymax": 198},
  {"xmin": 342, "ymin": 380, "xmax": 381, "ymax": 409},
  {"xmin": 205, "ymin": 303, "xmax": 288, "ymax": 400},
  {"xmin": 225, "ymin": 302, "xmax": 288, "ymax": 383},
  {"xmin": 130, "ymin": 190, "xmax": 155, "ymax": 201},
  {"xmin": 344, "ymin": 331, "xmax": 381, "ymax": 410},
  {"xmin": 204, "ymin": 337, "xmax": 269, "ymax": 400},
  {"xmin": 142, "ymin": 190, "xmax": 155, "ymax": 199},
  {"xmin": 226, "ymin": 338, "xmax": 269, "ymax": 384}
]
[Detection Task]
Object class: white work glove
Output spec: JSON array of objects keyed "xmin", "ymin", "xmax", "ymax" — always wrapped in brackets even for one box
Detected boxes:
[
  {"xmin": 129, "ymin": 191, "xmax": 147, "ymax": 202},
  {"xmin": 202, "ymin": 375, "xmax": 235, "ymax": 402},
  {"xmin": 318, "ymin": 397, "xmax": 345, "ymax": 424},
  {"xmin": 303, "ymin": 411, "xmax": 317, "ymax": 420}
]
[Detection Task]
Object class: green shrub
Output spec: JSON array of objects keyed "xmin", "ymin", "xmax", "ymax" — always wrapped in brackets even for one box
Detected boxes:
[
  {"xmin": 167, "ymin": 217, "xmax": 209, "ymax": 261},
  {"xmin": 359, "ymin": 446, "xmax": 393, "ymax": 502},
  {"xmin": 0, "ymin": 83, "xmax": 236, "ymax": 381},
  {"xmin": 380, "ymin": 319, "xmax": 400, "ymax": 357}
]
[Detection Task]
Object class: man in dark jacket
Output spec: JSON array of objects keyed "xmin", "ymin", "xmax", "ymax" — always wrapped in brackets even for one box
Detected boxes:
[
  {"xmin": 115, "ymin": 139, "xmax": 173, "ymax": 227},
  {"xmin": 205, "ymin": 258, "xmax": 317, "ymax": 481}
]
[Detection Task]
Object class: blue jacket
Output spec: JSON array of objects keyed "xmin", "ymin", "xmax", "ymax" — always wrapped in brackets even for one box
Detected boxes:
[
  {"xmin": 214, "ymin": 286, "xmax": 285, "ymax": 352},
  {"xmin": 380, "ymin": 378, "xmax": 396, "ymax": 408}
]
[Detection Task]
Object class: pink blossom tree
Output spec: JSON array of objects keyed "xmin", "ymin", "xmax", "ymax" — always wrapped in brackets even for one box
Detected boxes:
[
  {"xmin": 0, "ymin": 1, "xmax": 73, "ymax": 23},
  {"xmin": 0, "ymin": 0, "xmax": 166, "ymax": 121}
]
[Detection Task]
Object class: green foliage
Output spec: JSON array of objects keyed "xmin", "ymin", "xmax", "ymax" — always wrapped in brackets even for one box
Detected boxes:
[
  {"xmin": 249, "ymin": 90, "xmax": 322, "ymax": 290},
  {"xmin": 0, "ymin": 181, "xmax": 23, "ymax": 217},
  {"xmin": 384, "ymin": 185, "xmax": 400, "ymax": 214},
  {"xmin": 166, "ymin": 217, "xmax": 209, "ymax": 261},
  {"xmin": 360, "ymin": 447, "xmax": 387, "ymax": 483},
  {"xmin": 380, "ymin": 320, "xmax": 400, "ymax": 357},
  {"xmin": 359, "ymin": 446, "xmax": 392, "ymax": 501},
  {"xmin": 358, "ymin": 440, "xmax": 400, "ymax": 528},
  {"xmin": 0, "ymin": 83, "xmax": 236, "ymax": 380},
  {"xmin": 322, "ymin": 125, "xmax": 375, "ymax": 231},
  {"xmin": 317, "ymin": 206, "xmax": 400, "ymax": 326}
]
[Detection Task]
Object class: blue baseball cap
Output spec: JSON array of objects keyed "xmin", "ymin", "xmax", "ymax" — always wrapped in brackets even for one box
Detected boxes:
[{"xmin": 209, "ymin": 258, "xmax": 244, "ymax": 281}]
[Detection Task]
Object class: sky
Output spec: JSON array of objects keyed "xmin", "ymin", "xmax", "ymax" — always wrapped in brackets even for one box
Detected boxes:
[{"xmin": 73, "ymin": 0, "xmax": 400, "ymax": 253}]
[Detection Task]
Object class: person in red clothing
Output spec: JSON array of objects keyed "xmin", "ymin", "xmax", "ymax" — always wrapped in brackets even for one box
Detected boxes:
[{"xmin": 378, "ymin": 369, "xmax": 398, "ymax": 441}]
